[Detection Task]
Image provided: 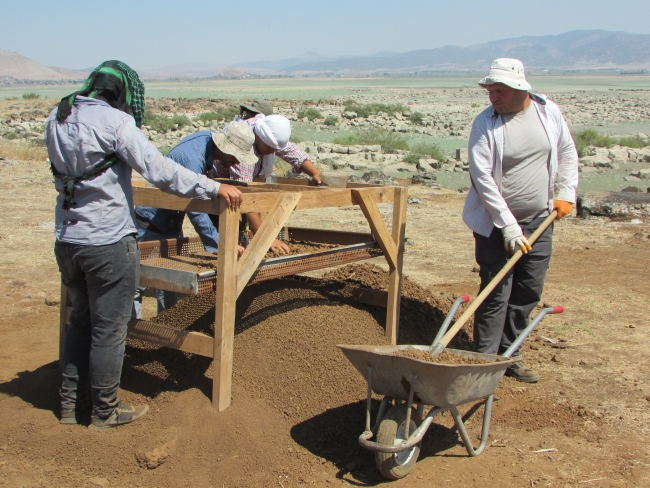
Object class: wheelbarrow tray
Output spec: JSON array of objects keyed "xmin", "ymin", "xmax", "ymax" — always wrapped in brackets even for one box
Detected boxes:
[{"xmin": 338, "ymin": 345, "xmax": 517, "ymax": 409}]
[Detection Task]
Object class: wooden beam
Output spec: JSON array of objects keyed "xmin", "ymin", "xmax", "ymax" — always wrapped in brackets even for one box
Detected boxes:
[
  {"xmin": 127, "ymin": 319, "xmax": 214, "ymax": 358},
  {"xmin": 386, "ymin": 186, "xmax": 408, "ymax": 345},
  {"xmin": 351, "ymin": 189, "xmax": 398, "ymax": 268},
  {"xmin": 236, "ymin": 192, "xmax": 302, "ymax": 297},
  {"xmin": 286, "ymin": 227, "xmax": 373, "ymax": 245},
  {"xmin": 212, "ymin": 198, "xmax": 240, "ymax": 411},
  {"xmin": 133, "ymin": 185, "xmax": 395, "ymax": 214},
  {"xmin": 133, "ymin": 186, "xmax": 219, "ymax": 214}
]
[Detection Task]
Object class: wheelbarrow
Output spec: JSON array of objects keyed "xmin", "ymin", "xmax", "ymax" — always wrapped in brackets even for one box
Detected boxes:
[
  {"xmin": 338, "ymin": 302, "xmax": 563, "ymax": 480},
  {"xmin": 338, "ymin": 212, "xmax": 562, "ymax": 480}
]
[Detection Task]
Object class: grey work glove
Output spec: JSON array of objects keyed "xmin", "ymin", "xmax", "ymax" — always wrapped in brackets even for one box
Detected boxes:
[{"xmin": 501, "ymin": 222, "xmax": 531, "ymax": 254}]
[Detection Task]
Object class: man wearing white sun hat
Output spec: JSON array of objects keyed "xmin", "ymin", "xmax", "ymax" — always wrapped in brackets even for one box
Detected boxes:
[{"xmin": 463, "ymin": 58, "xmax": 579, "ymax": 383}]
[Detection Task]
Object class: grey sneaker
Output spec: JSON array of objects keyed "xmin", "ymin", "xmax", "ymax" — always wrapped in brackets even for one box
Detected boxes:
[
  {"xmin": 88, "ymin": 403, "xmax": 149, "ymax": 431},
  {"xmin": 60, "ymin": 400, "xmax": 91, "ymax": 425},
  {"xmin": 505, "ymin": 361, "xmax": 540, "ymax": 383}
]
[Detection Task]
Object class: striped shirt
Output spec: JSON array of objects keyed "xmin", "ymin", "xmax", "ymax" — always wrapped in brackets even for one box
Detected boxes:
[{"xmin": 213, "ymin": 117, "xmax": 309, "ymax": 182}]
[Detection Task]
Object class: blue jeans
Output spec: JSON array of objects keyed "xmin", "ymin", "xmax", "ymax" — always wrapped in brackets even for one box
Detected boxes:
[
  {"xmin": 55, "ymin": 235, "xmax": 139, "ymax": 419},
  {"xmin": 133, "ymin": 223, "xmax": 185, "ymax": 318}
]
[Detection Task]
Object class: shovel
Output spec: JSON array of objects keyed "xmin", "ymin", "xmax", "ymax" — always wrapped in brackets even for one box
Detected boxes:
[{"xmin": 429, "ymin": 211, "xmax": 558, "ymax": 356}]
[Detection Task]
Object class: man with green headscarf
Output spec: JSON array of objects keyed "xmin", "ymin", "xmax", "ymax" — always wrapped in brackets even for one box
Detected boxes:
[{"xmin": 45, "ymin": 60, "xmax": 243, "ymax": 430}]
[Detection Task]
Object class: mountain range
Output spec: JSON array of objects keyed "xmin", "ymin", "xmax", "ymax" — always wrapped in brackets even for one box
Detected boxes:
[{"xmin": 2, "ymin": 30, "xmax": 649, "ymax": 82}]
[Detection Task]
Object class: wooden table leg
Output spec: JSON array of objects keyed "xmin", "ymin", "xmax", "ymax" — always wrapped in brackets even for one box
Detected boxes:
[
  {"xmin": 386, "ymin": 187, "xmax": 408, "ymax": 345},
  {"xmin": 212, "ymin": 199, "xmax": 240, "ymax": 411}
]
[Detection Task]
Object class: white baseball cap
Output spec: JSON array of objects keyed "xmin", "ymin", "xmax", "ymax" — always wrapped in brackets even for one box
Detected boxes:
[{"xmin": 478, "ymin": 58, "xmax": 531, "ymax": 91}]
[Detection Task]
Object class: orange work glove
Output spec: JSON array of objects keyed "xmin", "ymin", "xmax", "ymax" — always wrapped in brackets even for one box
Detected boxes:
[{"xmin": 553, "ymin": 200, "xmax": 573, "ymax": 219}]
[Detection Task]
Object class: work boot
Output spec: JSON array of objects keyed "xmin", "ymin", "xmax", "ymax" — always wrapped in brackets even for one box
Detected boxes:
[
  {"xmin": 60, "ymin": 399, "xmax": 91, "ymax": 425},
  {"xmin": 505, "ymin": 360, "xmax": 540, "ymax": 383},
  {"xmin": 88, "ymin": 403, "xmax": 149, "ymax": 431}
]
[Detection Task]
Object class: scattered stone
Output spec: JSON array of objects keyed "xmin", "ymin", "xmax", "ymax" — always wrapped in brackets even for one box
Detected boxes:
[
  {"xmin": 349, "ymin": 171, "xmax": 399, "ymax": 186},
  {"xmin": 135, "ymin": 435, "xmax": 178, "ymax": 469},
  {"xmin": 577, "ymin": 191, "xmax": 650, "ymax": 218},
  {"xmin": 342, "ymin": 111, "xmax": 357, "ymax": 120},
  {"xmin": 621, "ymin": 186, "xmax": 643, "ymax": 192},
  {"xmin": 407, "ymin": 197, "xmax": 420, "ymax": 204}
]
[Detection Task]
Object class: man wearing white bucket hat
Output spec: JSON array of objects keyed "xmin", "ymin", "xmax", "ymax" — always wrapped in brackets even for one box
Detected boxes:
[
  {"xmin": 463, "ymin": 58, "xmax": 579, "ymax": 382},
  {"xmin": 213, "ymin": 113, "xmax": 322, "ymax": 253}
]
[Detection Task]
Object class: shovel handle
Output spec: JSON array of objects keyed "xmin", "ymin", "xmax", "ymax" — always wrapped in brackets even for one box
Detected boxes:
[{"xmin": 435, "ymin": 211, "xmax": 558, "ymax": 352}]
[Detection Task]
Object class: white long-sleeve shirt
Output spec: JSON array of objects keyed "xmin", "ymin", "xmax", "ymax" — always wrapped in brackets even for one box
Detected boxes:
[
  {"xmin": 462, "ymin": 93, "xmax": 579, "ymax": 237},
  {"xmin": 45, "ymin": 97, "xmax": 219, "ymax": 246}
]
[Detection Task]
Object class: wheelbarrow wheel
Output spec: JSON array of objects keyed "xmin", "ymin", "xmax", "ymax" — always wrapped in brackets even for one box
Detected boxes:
[{"xmin": 375, "ymin": 404, "xmax": 422, "ymax": 480}]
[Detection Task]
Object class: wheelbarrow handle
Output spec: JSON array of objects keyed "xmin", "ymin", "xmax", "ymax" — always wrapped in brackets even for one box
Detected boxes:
[
  {"xmin": 430, "ymin": 295, "xmax": 470, "ymax": 349},
  {"xmin": 430, "ymin": 211, "xmax": 557, "ymax": 356},
  {"xmin": 502, "ymin": 306, "xmax": 564, "ymax": 358}
]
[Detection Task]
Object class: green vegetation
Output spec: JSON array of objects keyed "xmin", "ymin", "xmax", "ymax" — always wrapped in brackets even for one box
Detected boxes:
[
  {"xmin": 297, "ymin": 107, "xmax": 323, "ymax": 121},
  {"xmin": 471, "ymin": 103, "xmax": 480, "ymax": 108},
  {"xmin": 409, "ymin": 111, "xmax": 424, "ymax": 125},
  {"xmin": 290, "ymin": 134, "xmax": 303, "ymax": 143},
  {"xmin": 409, "ymin": 141, "xmax": 447, "ymax": 162},
  {"xmin": 2, "ymin": 130, "xmax": 18, "ymax": 140},
  {"xmin": 4, "ymin": 96, "xmax": 18, "ymax": 101},
  {"xmin": 572, "ymin": 129, "xmax": 647, "ymax": 157},
  {"xmin": 323, "ymin": 115, "xmax": 339, "ymax": 126},
  {"xmin": 332, "ymin": 128, "xmax": 408, "ymax": 153},
  {"xmin": 195, "ymin": 106, "xmax": 239, "ymax": 124},
  {"xmin": 22, "ymin": 92, "xmax": 40, "ymax": 100},
  {"xmin": 342, "ymin": 100, "xmax": 407, "ymax": 118},
  {"xmin": 144, "ymin": 111, "xmax": 192, "ymax": 132},
  {"xmin": 403, "ymin": 153, "xmax": 420, "ymax": 164}
]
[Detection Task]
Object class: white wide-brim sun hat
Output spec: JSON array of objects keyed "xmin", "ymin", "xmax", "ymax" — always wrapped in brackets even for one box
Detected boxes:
[
  {"xmin": 478, "ymin": 58, "xmax": 532, "ymax": 91},
  {"xmin": 212, "ymin": 122, "xmax": 258, "ymax": 165}
]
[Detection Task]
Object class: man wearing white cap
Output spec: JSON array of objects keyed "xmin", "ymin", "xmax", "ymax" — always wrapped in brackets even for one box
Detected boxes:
[
  {"xmin": 213, "ymin": 113, "xmax": 322, "ymax": 253},
  {"xmin": 463, "ymin": 58, "xmax": 578, "ymax": 382}
]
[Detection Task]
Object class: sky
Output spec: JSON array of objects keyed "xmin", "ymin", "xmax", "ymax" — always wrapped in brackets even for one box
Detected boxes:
[{"xmin": 4, "ymin": 0, "xmax": 650, "ymax": 71}]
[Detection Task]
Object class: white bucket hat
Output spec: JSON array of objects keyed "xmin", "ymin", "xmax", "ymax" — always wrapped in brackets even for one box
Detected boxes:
[
  {"xmin": 478, "ymin": 58, "xmax": 531, "ymax": 91},
  {"xmin": 212, "ymin": 122, "xmax": 258, "ymax": 165}
]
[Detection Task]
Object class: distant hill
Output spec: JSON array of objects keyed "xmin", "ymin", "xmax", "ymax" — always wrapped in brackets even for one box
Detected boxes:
[
  {"xmin": 236, "ymin": 30, "xmax": 650, "ymax": 74},
  {"xmin": 47, "ymin": 66, "xmax": 87, "ymax": 79},
  {"xmin": 0, "ymin": 50, "xmax": 69, "ymax": 81}
]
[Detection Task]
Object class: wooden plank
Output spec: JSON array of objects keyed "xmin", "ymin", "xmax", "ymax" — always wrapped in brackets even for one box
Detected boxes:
[
  {"xmin": 352, "ymin": 189, "xmax": 398, "ymax": 268},
  {"xmin": 286, "ymin": 227, "xmax": 373, "ymax": 245},
  {"xmin": 212, "ymin": 198, "xmax": 240, "ymax": 411},
  {"xmin": 133, "ymin": 187, "xmax": 219, "ymax": 213},
  {"xmin": 236, "ymin": 193, "xmax": 302, "ymax": 297},
  {"xmin": 59, "ymin": 282, "xmax": 70, "ymax": 366},
  {"xmin": 386, "ymin": 186, "xmax": 408, "ymax": 345},
  {"xmin": 353, "ymin": 288, "xmax": 388, "ymax": 308},
  {"xmin": 127, "ymin": 319, "xmax": 214, "ymax": 358},
  {"xmin": 133, "ymin": 186, "xmax": 395, "ymax": 214}
]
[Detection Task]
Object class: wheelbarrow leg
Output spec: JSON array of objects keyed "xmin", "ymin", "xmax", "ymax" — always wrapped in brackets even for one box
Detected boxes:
[{"xmin": 450, "ymin": 394, "xmax": 494, "ymax": 456}]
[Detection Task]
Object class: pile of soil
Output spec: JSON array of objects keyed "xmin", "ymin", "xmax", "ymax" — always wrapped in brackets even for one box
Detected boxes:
[
  {"xmin": 394, "ymin": 348, "xmax": 495, "ymax": 365},
  {"xmin": 121, "ymin": 263, "xmax": 474, "ymax": 478}
]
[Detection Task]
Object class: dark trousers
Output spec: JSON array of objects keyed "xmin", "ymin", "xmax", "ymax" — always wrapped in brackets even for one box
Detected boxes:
[
  {"xmin": 473, "ymin": 215, "xmax": 553, "ymax": 355},
  {"xmin": 55, "ymin": 235, "xmax": 139, "ymax": 419}
]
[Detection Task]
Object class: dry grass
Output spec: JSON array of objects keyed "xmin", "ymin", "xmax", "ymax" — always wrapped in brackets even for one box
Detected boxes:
[{"xmin": 0, "ymin": 142, "xmax": 48, "ymax": 161}]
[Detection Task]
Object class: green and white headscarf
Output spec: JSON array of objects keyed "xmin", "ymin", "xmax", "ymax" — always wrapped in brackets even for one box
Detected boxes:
[{"xmin": 56, "ymin": 60, "xmax": 145, "ymax": 126}]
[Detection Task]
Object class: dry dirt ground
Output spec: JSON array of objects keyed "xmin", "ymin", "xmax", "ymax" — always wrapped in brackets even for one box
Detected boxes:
[{"xmin": 1, "ymin": 154, "xmax": 650, "ymax": 487}]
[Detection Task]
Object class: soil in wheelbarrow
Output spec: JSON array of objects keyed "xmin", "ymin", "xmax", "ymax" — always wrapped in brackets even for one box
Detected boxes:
[{"xmin": 394, "ymin": 347, "xmax": 495, "ymax": 364}]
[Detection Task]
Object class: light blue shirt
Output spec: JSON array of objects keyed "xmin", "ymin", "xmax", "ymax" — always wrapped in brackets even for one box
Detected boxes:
[
  {"xmin": 135, "ymin": 131, "xmax": 220, "ymax": 252},
  {"xmin": 45, "ymin": 97, "xmax": 218, "ymax": 246}
]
